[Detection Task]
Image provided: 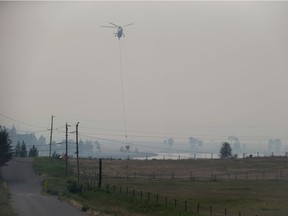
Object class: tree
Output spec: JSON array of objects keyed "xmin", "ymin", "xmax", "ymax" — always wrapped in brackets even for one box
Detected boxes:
[
  {"xmin": 20, "ymin": 141, "xmax": 28, "ymax": 157},
  {"xmin": 81, "ymin": 140, "xmax": 93, "ymax": 157},
  {"xmin": 188, "ymin": 137, "xmax": 203, "ymax": 151},
  {"xmin": 120, "ymin": 146, "xmax": 124, "ymax": 152},
  {"xmin": 167, "ymin": 137, "xmax": 174, "ymax": 148},
  {"xmin": 14, "ymin": 141, "xmax": 21, "ymax": 157},
  {"xmin": 0, "ymin": 126, "xmax": 14, "ymax": 166},
  {"xmin": 228, "ymin": 136, "xmax": 241, "ymax": 153},
  {"xmin": 268, "ymin": 139, "xmax": 281, "ymax": 153},
  {"xmin": 163, "ymin": 138, "xmax": 173, "ymax": 149},
  {"xmin": 219, "ymin": 142, "xmax": 232, "ymax": 159},
  {"xmin": 28, "ymin": 145, "xmax": 38, "ymax": 157},
  {"xmin": 94, "ymin": 140, "xmax": 101, "ymax": 152},
  {"xmin": 38, "ymin": 135, "xmax": 46, "ymax": 145}
]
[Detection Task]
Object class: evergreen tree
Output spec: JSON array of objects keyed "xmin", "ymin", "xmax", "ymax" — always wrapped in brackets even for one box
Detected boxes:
[
  {"xmin": 20, "ymin": 141, "xmax": 28, "ymax": 157},
  {"xmin": 95, "ymin": 140, "xmax": 101, "ymax": 152},
  {"xmin": 14, "ymin": 141, "xmax": 21, "ymax": 157},
  {"xmin": 219, "ymin": 142, "xmax": 232, "ymax": 159},
  {"xmin": 0, "ymin": 126, "xmax": 14, "ymax": 166},
  {"xmin": 38, "ymin": 135, "xmax": 46, "ymax": 145},
  {"xmin": 28, "ymin": 145, "xmax": 38, "ymax": 157}
]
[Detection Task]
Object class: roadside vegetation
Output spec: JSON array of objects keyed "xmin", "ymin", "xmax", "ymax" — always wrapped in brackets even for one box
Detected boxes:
[
  {"xmin": 0, "ymin": 126, "xmax": 15, "ymax": 216},
  {"xmin": 34, "ymin": 156, "xmax": 288, "ymax": 216},
  {"xmin": 0, "ymin": 172, "xmax": 15, "ymax": 216}
]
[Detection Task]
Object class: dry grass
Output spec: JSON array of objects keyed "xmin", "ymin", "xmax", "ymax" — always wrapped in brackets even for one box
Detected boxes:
[
  {"xmin": 71, "ymin": 156, "xmax": 288, "ymax": 180},
  {"xmin": 67, "ymin": 157, "xmax": 288, "ymax": 216}
]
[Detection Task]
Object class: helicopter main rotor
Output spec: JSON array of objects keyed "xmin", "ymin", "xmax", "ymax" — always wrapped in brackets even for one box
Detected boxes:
[{"xmin": 101, "ymin": 22, "xmax": 133, "ymax": 39}]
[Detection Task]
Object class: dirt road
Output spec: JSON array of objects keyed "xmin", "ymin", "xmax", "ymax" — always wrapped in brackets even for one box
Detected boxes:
[{"xmin": 1, "ymin": 158, "xmax": 86, "ymax": 216}]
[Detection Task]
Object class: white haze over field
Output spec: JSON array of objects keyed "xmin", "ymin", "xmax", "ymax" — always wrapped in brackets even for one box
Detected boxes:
[{"xmin": 1, "ymin": 1, "xmax": 288, "ymax": 155}]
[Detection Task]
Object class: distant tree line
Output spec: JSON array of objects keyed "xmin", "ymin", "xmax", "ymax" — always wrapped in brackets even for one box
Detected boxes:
[
  {"xmin": 14, "ymin": 140, "xmax": 38, "ymax": 157},
  {"xmin": 162, "ymin": 134, "xmax": 284, "ymax": 155},
  {"xmin": 8, "ymin": 125, "xmax": 46, "ymax": 148}
]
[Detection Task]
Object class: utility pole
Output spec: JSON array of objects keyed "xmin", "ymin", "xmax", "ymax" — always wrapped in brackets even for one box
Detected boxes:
[
  {"xmin": 65, "ymin": 123, "xmax": 70, "ymax": 177},
  {"xmin": 49, "ymin": 115, "xmax": 54, "ymax": 157},
  {"xmin": 76, "ymin": 122, "xmax": 80, "ymax": 185}
]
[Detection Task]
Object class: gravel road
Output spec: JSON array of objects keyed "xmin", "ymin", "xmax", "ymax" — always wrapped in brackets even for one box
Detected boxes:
[{"xmin": 2, "ymin": 158, "xmax": 87, "ymax": 216}]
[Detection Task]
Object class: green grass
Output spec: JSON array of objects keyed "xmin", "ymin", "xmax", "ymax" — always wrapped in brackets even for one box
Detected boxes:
[
  {"xmin": 62, "ymin": 188, "xmax": 187, "ymax": 216},
  {"xmin": 33, "ymin": 157, "xmax": 72, "ymax": 195},
  {"xmin": 0, "ymin": 171, "xmax": 15, "ymax": 216},
  {"xmin": 34, "ymin": 157, "xmax": 67, "ymax": 178},
  {"xmin": 33, "ymin": 157, "xmax": 195, "ymax": 215},
  {"xmin": 34, "ymin": 157, "xmax": 288, "ymax": 216},
  {"xmin": 104, "ymin": 178, "xmax": 288, "ymax": 216}
]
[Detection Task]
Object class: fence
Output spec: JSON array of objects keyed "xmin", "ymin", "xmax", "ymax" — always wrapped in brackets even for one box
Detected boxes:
[
  {"xmin": 76, "ymin": 170, "xmax": 287, "ymax": 216},
  {"xmin": 77, "ymin": 181, "xmax": 245, "ymax": 216},
  {"xmin": 70, "ymin": 156, "xmax": 288, "ymax": 215},
  {"xmin": 79, "ymin": 169, "xmax": 288, "ymax": 183}
]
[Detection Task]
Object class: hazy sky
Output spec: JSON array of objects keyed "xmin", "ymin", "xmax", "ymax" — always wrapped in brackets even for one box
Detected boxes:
[{"xmin": 1, "ymin": 1, "xmax": 288, "ymax": 144}]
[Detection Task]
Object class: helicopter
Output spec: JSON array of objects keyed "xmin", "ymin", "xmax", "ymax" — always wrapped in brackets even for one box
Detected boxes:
[{"xmin": 101, "ymin": 22, "xmax": 133, "ymax": 39}]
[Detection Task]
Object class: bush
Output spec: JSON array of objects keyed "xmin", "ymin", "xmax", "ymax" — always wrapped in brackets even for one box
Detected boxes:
[{"xmin": 67, "ymin": 180, "xmax": 83, "ymax": 194}]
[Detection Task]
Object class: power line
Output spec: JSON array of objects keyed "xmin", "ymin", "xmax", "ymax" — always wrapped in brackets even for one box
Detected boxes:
[
  {"xmin": 0, "ymin": 113, "xmax": 48, "ymax": 129},
  {"xmin": 40, "ymin": 114, "xmax": 288, "ymax": 140}
]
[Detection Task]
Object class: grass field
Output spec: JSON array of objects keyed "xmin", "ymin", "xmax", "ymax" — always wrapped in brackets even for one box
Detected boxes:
[
  {"xmin": 34, "ymin": 157, "xmax": 288, "ymax": 216},
  {"xmin": 0, "ymin": 171, "xmax": 15, "ymax": 216}
]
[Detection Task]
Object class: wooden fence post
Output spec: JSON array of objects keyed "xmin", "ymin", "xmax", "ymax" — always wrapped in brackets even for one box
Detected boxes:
[
  {"xmin": 185, "ymin": 200, "xmax": 187, "ymax": 212},
  {"xmin": 197, "ymin": 203, "xmax": 200, "ymax": 214},
  {"xmin": 210, "ymin": 205, "xmax": 212, "ymax": 216},
  {"xmin": 98, "ymin": 158, "xmax": 102, "ymax": 188}
]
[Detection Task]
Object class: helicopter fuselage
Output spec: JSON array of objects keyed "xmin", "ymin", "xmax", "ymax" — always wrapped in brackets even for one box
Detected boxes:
[{"xmin": 116, "ymin": 27, "xmax": 123, "ymax": 39}]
